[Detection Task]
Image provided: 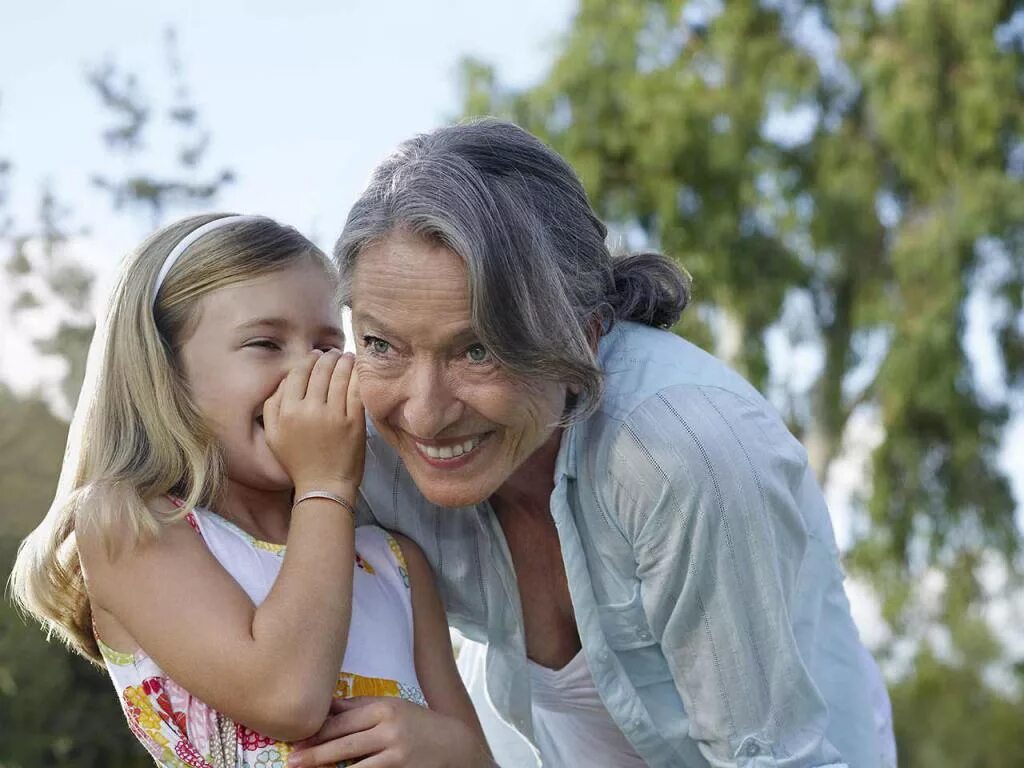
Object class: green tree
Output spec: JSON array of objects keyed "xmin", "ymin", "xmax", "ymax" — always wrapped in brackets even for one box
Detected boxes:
[
  {"xmin": 460, "ymin": 1, "xmax": 1024, "ymax": 764},
  {"xmin": 888, "ymin": 647, "xmax": 1024, "ymax": 764}
]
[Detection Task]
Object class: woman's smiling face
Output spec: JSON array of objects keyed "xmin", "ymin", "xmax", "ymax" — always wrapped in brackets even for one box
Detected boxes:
[{"xmin": 350, "ymin": 232, "xmax": 567, "ymax": 507}]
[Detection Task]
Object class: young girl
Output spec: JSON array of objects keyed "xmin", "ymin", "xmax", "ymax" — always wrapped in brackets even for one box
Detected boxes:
[{"xmin": 11, "ymin": 214, "xmax": 490, "ymax": 768}]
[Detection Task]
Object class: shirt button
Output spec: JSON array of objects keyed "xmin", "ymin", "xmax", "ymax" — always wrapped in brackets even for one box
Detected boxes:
[
  {"xmin": 637, "ymin": 630, "xmax": 653, "ymax": 641},
  {"xmin": 598, "ymin": 650, "xmax": 611, "ymax": 663},
  {"xmin": 745, "ymin": 742, "xmax": 761, "ymax": 756}
]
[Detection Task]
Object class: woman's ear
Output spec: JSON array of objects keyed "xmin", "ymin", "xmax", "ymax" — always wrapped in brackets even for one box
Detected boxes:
[{"xmin": 586, "ymin": 316, "xmax": 603, "ymax": 355}]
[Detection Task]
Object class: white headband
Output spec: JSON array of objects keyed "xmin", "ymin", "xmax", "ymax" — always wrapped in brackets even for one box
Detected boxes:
[{"xmin": 152, "ymin": 215, "xmax": 264, "ymax": 304}]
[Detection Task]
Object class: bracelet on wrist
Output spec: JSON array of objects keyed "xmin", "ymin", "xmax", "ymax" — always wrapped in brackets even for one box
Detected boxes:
[{"xmin": 292, "ymin": 490, "xmax": 356, "ymax": 517}]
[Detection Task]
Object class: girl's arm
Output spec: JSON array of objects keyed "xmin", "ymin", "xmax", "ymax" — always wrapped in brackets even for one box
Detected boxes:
[
  {"xmin": 79, "ymin": 350, "xmax": 363, "ymax": 742},
  {"xmin": 402, "ymin": 532, "xmax": 490, "ymax": 741},
  {"xmin": 285, "ymin": 533, "xmax": 494, "ymax": 768}
]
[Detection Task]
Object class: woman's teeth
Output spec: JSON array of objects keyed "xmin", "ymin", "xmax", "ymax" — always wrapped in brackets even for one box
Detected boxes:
[{"xmin": 416, "ymin": 435, "xmax": 483, "ymax": 460}]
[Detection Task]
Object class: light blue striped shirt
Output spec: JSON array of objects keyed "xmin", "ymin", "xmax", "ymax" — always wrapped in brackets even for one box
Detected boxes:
[{"xmin": 355, "ymin": 321, "xmax": 888, "ymax": 767}]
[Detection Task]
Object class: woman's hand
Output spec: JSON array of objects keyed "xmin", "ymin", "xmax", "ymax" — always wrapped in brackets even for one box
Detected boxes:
[
  {"xmin": 263, "ymin": 349, "xmax": 365, "ymax": 494},
  {"xmin": 287, "ymin": 697, "xmax": 495, "ymax": 768}
]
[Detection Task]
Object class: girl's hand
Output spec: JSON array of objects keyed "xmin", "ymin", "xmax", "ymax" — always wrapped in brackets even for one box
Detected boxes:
[
  {"xmin": 287, "ymin": 697, "xmax": 495, "ymax": 767},
  {"xmin": 263, "ymin": 349, "xmax": 365, "ymax": 494}
]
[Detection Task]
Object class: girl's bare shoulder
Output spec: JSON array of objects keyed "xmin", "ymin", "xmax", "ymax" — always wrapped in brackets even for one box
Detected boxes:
[{"xmin": 75, "ymin": 488, "xmax": 201, "ymax": 570}]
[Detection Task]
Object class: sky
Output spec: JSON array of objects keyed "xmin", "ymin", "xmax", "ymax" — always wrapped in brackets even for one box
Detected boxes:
[
  {"xmin": 0, "ymin": 0, "xmax": 574, "ymax": 269},
  {"xmin": 1, "ymin": 0, "xmax": 1022, "ymax": 656},
  {"xmin": 0, "ymin": 0, "xmax": 573, "ymax": 383}
]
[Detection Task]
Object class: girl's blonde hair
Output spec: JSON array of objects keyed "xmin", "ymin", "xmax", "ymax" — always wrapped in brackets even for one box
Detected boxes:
[{"xmin": 10, "ymin": 213, "xmax": 336, "ymax": 663}]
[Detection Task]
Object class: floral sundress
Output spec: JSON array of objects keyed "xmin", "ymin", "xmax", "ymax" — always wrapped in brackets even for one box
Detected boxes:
[{"xmin": 98, "ymin": 506, "xmax": 426, "ymax": 768}]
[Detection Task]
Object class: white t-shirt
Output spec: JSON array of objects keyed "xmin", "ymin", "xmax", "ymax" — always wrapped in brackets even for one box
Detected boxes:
[
  {"xmin": 528, "ymin": 650, "xmax": 647, "ymax": 767},
  {"xmin": 457, "ymin": 638, "xmax": 645, "ymax": 767}
]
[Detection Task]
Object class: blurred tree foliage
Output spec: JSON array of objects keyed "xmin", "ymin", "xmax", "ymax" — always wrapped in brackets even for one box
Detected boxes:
[
  {"xmin": 89, "ymin": 28, "xmax": 234, "ymax": 228},
  {"xmin": 460, "ymin": 0, "xmax": 1024, "ymax": 764},
  {"xmin": 3, "ymin": 188, "xmax": 93, "ymax": 412},
  {"xmin": 0, "ymin": 394, "xmax": 150, "ymax": 768},
  {"xmin": 1, "ymin": 28, "xmax": 232, "ymax": 768}
]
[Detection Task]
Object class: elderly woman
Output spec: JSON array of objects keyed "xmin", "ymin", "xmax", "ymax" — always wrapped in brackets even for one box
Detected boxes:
[{"xmin": 292, "ymin": 120, "xmax": 894, "ymax": 768}]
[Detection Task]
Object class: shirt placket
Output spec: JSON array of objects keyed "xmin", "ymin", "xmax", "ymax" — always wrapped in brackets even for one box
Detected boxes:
[{"xmin": 477, "ymin": 503, "xmax": 539, "ymax": 755}]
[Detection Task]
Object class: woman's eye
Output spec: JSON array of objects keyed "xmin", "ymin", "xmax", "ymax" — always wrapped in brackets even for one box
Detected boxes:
[
  {"xmin": 466, "ymin": 343, "xmax": 491, "ymax": 363},
  {"xmin": 363, "ymin": 336, "xmax": 391, "ymax": 356}
]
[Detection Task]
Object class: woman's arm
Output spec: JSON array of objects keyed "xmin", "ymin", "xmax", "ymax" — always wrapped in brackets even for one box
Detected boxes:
[
  {"xmin": 79, "ymin": 350, "xmax": 363, "ymax": 741},
  {"xmin": 284, "ymin": 534, "xmax": 494, "ymax": 768},
  {"xmin": 604, "ymin": 383, "xmax": 850, "ymax": 766}
]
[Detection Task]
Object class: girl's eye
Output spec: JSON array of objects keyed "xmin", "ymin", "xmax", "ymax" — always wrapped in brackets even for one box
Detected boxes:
[
  {"xmin": 466, "ymin": 343, "xmax": 491, "ymax": 364},
  {"xmin": 363, "ymin": 336, "xmax": 391, "ymax": 356},
  {"xmin": 248, "ymin": 339, "xmax": 280, "ymax": 350}
]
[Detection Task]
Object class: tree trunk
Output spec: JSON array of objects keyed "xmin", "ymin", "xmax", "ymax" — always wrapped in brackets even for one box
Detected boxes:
[
  {"xmin": 717, "ymin": 307, "xmax": 745, "ymax": 369},
  {"xmin": 807, "ymin": 273, "xmax": 855, "ymax": 484}
]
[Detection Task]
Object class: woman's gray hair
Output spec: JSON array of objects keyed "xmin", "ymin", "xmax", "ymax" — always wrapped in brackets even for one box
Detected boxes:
[{"xmin": 335, "ymin": 118, "xmax": 690, "ymax": 421}]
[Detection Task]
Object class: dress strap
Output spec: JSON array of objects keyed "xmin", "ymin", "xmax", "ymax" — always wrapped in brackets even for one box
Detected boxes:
[{"xmin": 165, "ymin": 494, "xmax": 203, "ymax": 537}]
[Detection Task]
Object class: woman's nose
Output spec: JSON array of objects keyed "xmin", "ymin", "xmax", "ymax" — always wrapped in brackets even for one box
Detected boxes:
[{"xmin": 401, "ymin": 361, "xmax": 462, "ymax": 438}]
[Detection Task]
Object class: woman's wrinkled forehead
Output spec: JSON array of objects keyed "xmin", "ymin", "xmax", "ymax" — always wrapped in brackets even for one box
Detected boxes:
[
  {"xmin": 351, "ymin": 227, "xmax": 465, "ymax": 290},
  {"xmin": 350, "ymin": 233, "xmax": 474, "ymax": 334}
]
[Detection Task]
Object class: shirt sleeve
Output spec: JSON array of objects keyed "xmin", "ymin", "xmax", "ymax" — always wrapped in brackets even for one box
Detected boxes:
[{"xmin": 603, "ymin": 383, "xmax": 848, "ymax": 768}]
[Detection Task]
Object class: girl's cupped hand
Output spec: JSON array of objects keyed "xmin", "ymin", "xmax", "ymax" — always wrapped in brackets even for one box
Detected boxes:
[{"xmin": 263, "ymin": 349, "xmax": 366, "ymax": 494}]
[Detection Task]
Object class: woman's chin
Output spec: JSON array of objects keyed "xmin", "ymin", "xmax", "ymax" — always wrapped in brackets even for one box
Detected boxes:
[
  {"xmin": 414, "ymin": 475, "xmax": 492, "ymax": 509},
  {"xmin": 394, "ymin": 440, "xmax": 499, "ymax": 507}
]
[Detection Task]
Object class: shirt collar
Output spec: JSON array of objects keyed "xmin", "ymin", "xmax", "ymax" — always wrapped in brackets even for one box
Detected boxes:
[
  {"xmin": 554, "ymin": 421, "xmax": 577, "ymax": 483},
  {"xmin": 554, "ymin": 322, "xmax": 625, "ymax": 484}
]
